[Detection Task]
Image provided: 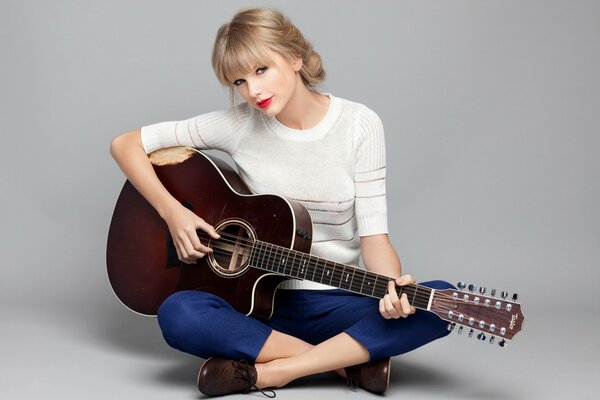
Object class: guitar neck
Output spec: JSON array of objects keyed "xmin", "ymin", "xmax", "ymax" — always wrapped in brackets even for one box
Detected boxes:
[{"xmin": 250, "ymin": 240, "xmax": 433, "ymax": 309}]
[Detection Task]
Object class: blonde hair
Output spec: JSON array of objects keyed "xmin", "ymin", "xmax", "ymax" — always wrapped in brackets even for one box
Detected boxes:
[{"xmin": 212, "ymin": 8, "xmax": 325, "ymax": 96}]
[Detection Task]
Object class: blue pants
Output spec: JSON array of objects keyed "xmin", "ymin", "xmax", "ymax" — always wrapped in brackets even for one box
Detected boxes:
[{"xmin": 157, "ymin": 280, "xmax": 453, "ymax": 364}]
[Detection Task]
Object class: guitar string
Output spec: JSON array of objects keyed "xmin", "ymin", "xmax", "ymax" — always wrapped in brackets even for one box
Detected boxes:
[
  {"xmin": 208, "ymin": 231, "xmax": 423, "ymax": 302},
  {"xmin": 184, "ymin": 238, "xmax": 517, "ymax": 330},
  {"xmin": 202, "ymin": 230, "xmax": 436, "ymax": 302},
  {"xmin": 193, "ymin": 230, "xmax": 398, "ymax": 298},
  {"xmin": 189, "ymin": 230, "xmax": 515, "ymax": 308},
  {"xmin": 196, "ymin": 231, "xmax": 506, "ymax": 307},
  {"xmin": 203, "ymin": 238, "xmax": 518, "ymax": 335},
  {"xmin": 181, "ymin": 229, "xmax": 514, "ymax": 333},
  {"xmin": 205, "ymin": 239, "xmax": 511, "ymax": 312}
]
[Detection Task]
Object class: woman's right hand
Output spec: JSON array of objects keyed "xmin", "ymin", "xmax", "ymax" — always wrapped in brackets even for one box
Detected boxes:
[{"xmin": 162, "ymin": 204, "xmax": 221, "ymax": 264}]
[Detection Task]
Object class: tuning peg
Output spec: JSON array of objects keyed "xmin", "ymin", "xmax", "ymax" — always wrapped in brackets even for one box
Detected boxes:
[
  {"xmin": 489, "ymin": 336, "xmax": 495, "ymax": 344},
  {"xmin": 477, "ymin": 332, "xmax": 486, "ymax": 341},
  {"xmin": 498, "ymin": 339, "xmax": 507, "ymax": 348},
  {"xmin": 447, "ymin": 323, "xmax": 455, "ymax": 332},
  {"xmin": 512, "ymin": 293, "xmax": 519, "ymax": 301},
  {"xmin": 457, "ymin": 326, "xmax": 463, "ymax": 334},
  {"xmin": 468, "ymin": 284, "xmax": 477, "ymax": 292},
  {"xmin": 457, "ymin": 281, "xmax": 466, "ymax": 290},
  {"xmin": 479, "ymin": 286, "xmax": 486, "ymax": 295},
  {"xmin": 468, "ymin": 329, "xmax": 474, "ymax": 338},
  {"xmin": 491, "ymin": 289, "xmax": 497, "ymax": 297},
  {"xmin": 501, "ymin": 291, "xmax": 508, "ymax": 299}
]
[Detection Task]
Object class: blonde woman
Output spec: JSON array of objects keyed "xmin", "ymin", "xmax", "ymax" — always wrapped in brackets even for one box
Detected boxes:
[{"xmin": 110, "ymin": 7, "xmax": 453, "ymax": 397}]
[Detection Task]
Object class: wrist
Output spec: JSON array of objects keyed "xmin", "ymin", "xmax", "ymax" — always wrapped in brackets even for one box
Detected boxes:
[{"xmin": 157, "ymin": 197, "xmax": 182, "ymax": 220}]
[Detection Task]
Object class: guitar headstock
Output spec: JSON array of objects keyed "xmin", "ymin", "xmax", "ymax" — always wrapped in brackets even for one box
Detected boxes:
[{"xmin": 430, "ymin": 282, "xmax": 524, "ymax": 347}]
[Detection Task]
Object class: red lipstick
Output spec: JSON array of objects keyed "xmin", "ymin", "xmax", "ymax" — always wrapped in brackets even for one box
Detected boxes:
[{"xmin": 256, "ymin": 97, "xmax": 273, "ymax": 109}]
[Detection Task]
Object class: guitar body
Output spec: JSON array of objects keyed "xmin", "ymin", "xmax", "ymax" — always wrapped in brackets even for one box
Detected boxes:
[{"xmin": 107, "ymin": 147, "xmax": 312, "ymax": 318}]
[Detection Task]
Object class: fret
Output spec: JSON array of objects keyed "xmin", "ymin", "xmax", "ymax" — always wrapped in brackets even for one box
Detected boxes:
[
  {"xmin": 299, "ymin": 256, "xmax": 308, "ymax": 279},
  {"xmin": 265, "ymin": 243, "xmax": 275, "ymax": 272},
  {"xmin": 323, "ymin": 260, "xmax": 334, "ymax": 286},
  {"xmin": 361, "ymin": 272, "xmax": 376, "ymax": 296},
  {"xmin": 277, "ymin": 247, "xmax": 286, "ymax": 274},
  {"xmin": 414, "ymin": 285, "xmax": 432, "ymax": 309},
  {"xmin": 373, "ymin": 277, "xmax": 389, "ymax": 298},
  {"xmin": 250, "ymin": 242, "xmax": 411, "ymax": 301},
  {"xmin": 308, "ymin": 257, "xmax": 318, "ymax": 282},
  {"xmin": 268, "ymin": 244, "xmax": 278, "ymax": 273},
  {"xmin": 280, "ymin": 248, "xmax": 289, "ymax": 275},
  {"xmin": 350, "ymin": 269, "xmax": 366, "ymax": 293},
  {"xmin": 330, "ymin": 263, "xmax": 343, "ymax": 288},
  {"xmin": 340, "ymin": 267, "xmax": 353, "ymax": 291},
  {"xmin": 411, "ymin": 284, "xmax": 418, "ymax": 304},
  {"xmin": 251, "ymin": 242, "xmax": 261, "ymax": 269},
  {"xmin": 256, "ymin": 241, "xmax": 264, "ymax": 270},
  {"xmin": 288, "ymin": 250, "xmax": 299, "ymax": 278},
  {"xmin": 370, "ymin": 274, "xmax": 379, "ymax": 297},
  {"xmin": 317, "ymin": 258, "xmax": 327, "ymax": 284}
]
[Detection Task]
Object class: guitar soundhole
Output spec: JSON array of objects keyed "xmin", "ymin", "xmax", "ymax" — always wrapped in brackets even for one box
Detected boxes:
[{"xmin": 207, "ymin": 219, "xmax": 256, "ymax": 278}]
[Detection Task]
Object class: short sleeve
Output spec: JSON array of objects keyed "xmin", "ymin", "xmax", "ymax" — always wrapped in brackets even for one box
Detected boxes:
[
  {"xmin": 354, "ymin": 107, "xmax": 388, "ymax": 237},
  {"xmin": 140, "ymin": 102, "xmax": 251, "ymax": 154}
]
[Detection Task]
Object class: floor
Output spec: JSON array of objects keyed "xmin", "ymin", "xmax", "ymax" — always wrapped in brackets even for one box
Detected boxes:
[{"xmin": 1, "ymin": 298, "xmax": 597, "ymax": 399}]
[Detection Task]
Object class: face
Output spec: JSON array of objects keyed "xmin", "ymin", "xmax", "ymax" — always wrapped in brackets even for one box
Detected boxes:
[{"xmin": 231, "ymin": 49, "xmax": 302, "ymax": 117}]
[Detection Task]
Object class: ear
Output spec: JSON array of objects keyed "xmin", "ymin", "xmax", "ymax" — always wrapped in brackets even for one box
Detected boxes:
[{"xmin": 292, "ymin": 56, "xmax": 303, "ymax": 72}]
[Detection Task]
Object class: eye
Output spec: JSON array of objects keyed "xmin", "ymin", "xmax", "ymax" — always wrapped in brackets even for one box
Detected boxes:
[
  {"xmin": 232, "ymin": 79, "xmax": 245, "ymax": 87},
  {"xmin": 256, "ymin": 66, "xmax": 268, "ymax": 75}
]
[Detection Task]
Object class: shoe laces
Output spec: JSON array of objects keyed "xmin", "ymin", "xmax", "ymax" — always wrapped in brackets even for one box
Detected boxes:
[
  {"xmin": 346, "ymin": 376, "xmax": 359, "ymax": 391},
  {"xmin": 233, "ymin": 359, "xmax": 276, "ymax": 398}
]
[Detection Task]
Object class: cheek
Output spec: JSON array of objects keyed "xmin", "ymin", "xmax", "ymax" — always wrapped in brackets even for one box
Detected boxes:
[{"xmin": 236, "ymin": 86, "xmax": 251, "ymax": 101}]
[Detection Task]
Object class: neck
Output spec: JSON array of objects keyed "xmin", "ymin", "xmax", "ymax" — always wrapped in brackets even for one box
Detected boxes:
[
  {"xmin": 275, "ymin": 76, "xmax": 329, "ymax": 130},
  {"xmin": 250, "ymin": 239, "xmax": 433, "ymax": 309}
]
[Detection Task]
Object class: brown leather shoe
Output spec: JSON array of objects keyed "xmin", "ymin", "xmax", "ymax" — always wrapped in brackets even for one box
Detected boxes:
[
  {"xmin": 196, "ymin": 357, "xmax": 275, "ymax": 397},
  {"xmin": 345, "ymin": 357, "xmax": 391, "ymax": 394}
]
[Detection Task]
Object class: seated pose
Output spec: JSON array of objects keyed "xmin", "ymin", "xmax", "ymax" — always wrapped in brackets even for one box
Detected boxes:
[{"xmin": 110, "ymin": 7, "xmax": 452, "ymax": 397}]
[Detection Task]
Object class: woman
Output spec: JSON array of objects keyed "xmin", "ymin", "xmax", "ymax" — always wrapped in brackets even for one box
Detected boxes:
[{"xmin": 110, "ymin": 7, "xmax": 453, "ymax": 397}]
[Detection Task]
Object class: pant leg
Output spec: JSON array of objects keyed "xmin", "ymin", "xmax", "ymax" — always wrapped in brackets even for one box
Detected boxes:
[
  {"xmin": 156, "ymin": 290, "xmax": 272, "ymax": 362},
  {"xmin": 266, "ymin": 280, "xmax": 455, "ymax": 364},
  {"xmin": 344, "ymin": 280, "xmax": 455, "ymax": 363}
]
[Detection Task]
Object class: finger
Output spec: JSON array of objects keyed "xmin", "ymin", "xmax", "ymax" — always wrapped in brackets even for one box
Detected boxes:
[
  {"xmin": 395, "ymin": 274, "xmax": 414, "ymax": 287},
  {"xmin": 383, "ymin": 294, "xmax": 399, "ymax": 319},
  {"xmin": 197, "ymin": 219, "xmax": 221, "ymax": 240},
  {"xmin": 176, "ymin": 234, "xmax": 206, "ymax": 262},
  {"xmin": 379, "ymin": 299, "xmax": 390, "ymax": 319},
  {"xmin": 388, "ymin": 280, "xmax": 401, "ymax": 304},
  {"xmin": 400, "ymin": 293, "xmax": 416, "ymax": 317},
  {"xmin": 187, "ymin": 230, "xmax": 213, "ymax": 254}
]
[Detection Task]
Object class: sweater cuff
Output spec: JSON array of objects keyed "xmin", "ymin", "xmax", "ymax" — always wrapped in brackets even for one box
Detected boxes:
[
  {"xmin": 357, "ymin": 213, "xmax": 388, "ymax": 237},
  {"xmin": 140, "ymin": 121, "xmax": 174, "ymax": 154}
]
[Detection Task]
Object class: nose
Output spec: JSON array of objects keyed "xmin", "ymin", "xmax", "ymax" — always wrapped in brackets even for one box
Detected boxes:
[{"xmin": 246, "ymin": 78, "xmax": 262, "ymax": 98}]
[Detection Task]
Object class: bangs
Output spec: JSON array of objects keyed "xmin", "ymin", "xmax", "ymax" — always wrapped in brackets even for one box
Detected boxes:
[{"xmin": 213, "ymin": 32, "xmax": 275, "ymax": 85}]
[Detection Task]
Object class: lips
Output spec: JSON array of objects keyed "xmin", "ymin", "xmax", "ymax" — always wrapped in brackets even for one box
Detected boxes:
[{"xmin": 256, "ymin": 97, "xmax": 273, "ymax": 109}]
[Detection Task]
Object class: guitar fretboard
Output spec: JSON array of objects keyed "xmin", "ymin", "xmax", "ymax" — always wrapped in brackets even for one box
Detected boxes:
[{"xmin": 249, "ymin": 240, "xmax": 432, "ymax": 309}]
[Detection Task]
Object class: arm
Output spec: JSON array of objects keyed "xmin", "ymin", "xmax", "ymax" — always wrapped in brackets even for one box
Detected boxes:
[
  {"xmin": 360, "ymin": 233, "xmax": 401, "ymax": 278},
  {"xmin": 361, "ymin": 233, "xmax": 415, "ymax": 319},
  {"xmin": 109, "ymin": 130, "xmax": 219, "ymax": 263}
]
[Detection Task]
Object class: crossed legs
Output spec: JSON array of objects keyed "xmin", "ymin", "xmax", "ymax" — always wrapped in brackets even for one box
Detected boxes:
[{"xmin": 254, "ymin": 330, "xmax": 370, "ymax": 388}]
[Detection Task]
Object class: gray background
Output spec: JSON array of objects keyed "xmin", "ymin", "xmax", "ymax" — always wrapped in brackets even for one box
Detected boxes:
[{"xmin": 2, "ymin": 0, "xmax": 598, "ymax": 398}]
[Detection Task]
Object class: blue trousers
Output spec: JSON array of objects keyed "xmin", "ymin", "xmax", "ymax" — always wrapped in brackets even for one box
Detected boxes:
[{"xmin": 157, "ymin": 280, "xmax": 453, "ymax": 364}]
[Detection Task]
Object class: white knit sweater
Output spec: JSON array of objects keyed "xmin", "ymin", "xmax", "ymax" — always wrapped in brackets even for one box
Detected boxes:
[{"xmin": 141, "ymin": 94, "xmax": 388, "ymax": 290}]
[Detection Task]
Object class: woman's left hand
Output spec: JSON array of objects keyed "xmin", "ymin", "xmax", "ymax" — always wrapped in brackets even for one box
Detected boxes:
[{"xmin": 379, "ymin": 274, "xmax": 416, "ymax": 319}]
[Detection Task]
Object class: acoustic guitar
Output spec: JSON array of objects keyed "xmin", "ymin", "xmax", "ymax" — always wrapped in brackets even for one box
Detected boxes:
[{"xmin": 107, "ymin": 147, "xmax": 524, "ymax": 346}]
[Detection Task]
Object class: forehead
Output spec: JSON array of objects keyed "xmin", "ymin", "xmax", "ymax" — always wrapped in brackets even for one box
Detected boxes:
[{"xmin": 223, "ymin": 46, "xmax": 288, "ymax": 81}]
